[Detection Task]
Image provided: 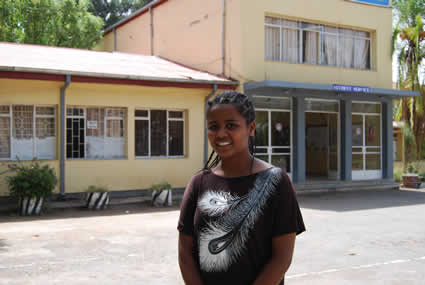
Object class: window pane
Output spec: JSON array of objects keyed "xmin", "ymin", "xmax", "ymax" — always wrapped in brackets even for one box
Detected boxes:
[
  {"xmin": 352, "ymin": 103, "xmax": 381, "ymax": 113},
  {"xmin": 169, "ymin": 111, "xmax": 183, "ymax": 119},
  {"xmin": 0, "ymin": 117, "xmax": 10, "ymax": 158},
  {"xmin": 252, "ymin": 96, "xmax": 291, "ymax": 109},
  {"xmin": 272, "ymin": 147, "xmax": 290, "ymax": 154},
  {"xmin": 365, "ymin": 115, "xmax": 380, "ymax": 147},
  {"xmin": 87, "ymin": 108, "xmax": 104, "ymax": 137},
  {"xmin": 36, "ymin": 118, "xmax": 55, "ymax": 138},
  {"xmin": 303, "ymin": 23, "xmax": 320, "ymax": 64},
  {"xmin": 282, "ymin": 24, "xmax": 299, "ymax": 63},
  {"xmin": 352, "ymin": 154, "xmax": 363, "ymax": 170},
  {"xmin": 135, "ymin": 120, "xmax": 149, "ymax": 156},
  {"xmin": 151, "ymin": 110, "xmax": 167, "ymax": 156},
  {"xmin": 265, "ymin": 25, "xmax": 280, "ymax": 61},
  {"xmin": 36, "ymin": 106, "xmax": 55, "ymax": 116},
  {"xmin": 352, "ymin": 115, "xmax": 363, "ymax": 146},
  {"xmin": 353, "ymin": 31, "xmax": 370, "ymax": 69},
  {"xmin": 366, "ymin": 154, "xmax": 381, "ymax": 170},
  {"xmin": 271, "ymin": 112, "xmax": 290, "ymax": 146},
  {"xmin": 321, "ymin": 26, "xmax": 338, "ymax": 65},
  {"xmin": 107, "ymin": 108, "xmax": 125, "ymax": 118},
  {"xmin": 13, "ymin": 105, "xmax": 33, "ymax": 139},
  {"xmin": 272, "ymin": 155, "xmax": 291, "ymax": 172},
  {"xmin": 255, "ymin": 111, "xmax": 269, "ymax": 147},
  {"xmin": 106, "ymin": 120, "xmax": 123, "ymax": 137},
  {"xmin": 169, "ymin": 121, "xmax": 184, "ymax": 156},
  {"xmin": 338, "ymin": 28, "xmax": 355, "ymax": 68},
  {"xmin": 255, "ymin": 147, "xmax": 268, "ymax": 154},
  {"xmin": 0, "ymin": 106, "xmax": 10, "ymax": 115},
  {"xmin": 66, "ymin": 118, "xmax": 85, "ymax": 158},
  {"xmin": 135, "ymin": 110, "xmax": 148, "ymax": 117},
  {"xmin": 305, "ymin": 100, "xmax": 339, "ymax": 112}
]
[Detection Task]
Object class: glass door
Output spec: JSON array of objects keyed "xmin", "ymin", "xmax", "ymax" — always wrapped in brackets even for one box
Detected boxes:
[
  {"xmin": 352, "ymin": 102, "xmax": 382, "ymax": 180},
  {"xmin": 255, "ymin": 110, "xmax": 291, "ymax": 175}
]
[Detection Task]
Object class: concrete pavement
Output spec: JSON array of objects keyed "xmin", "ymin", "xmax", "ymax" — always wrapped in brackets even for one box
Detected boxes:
[{"xmin": 1, "ymin": 188, "xmax": 425, "ymax": 284}]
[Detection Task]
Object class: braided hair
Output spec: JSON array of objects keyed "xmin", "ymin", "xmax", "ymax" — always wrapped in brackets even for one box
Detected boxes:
[{"xmin": 204, "ymin": 91, "xmax": 257, "ymax": 170}]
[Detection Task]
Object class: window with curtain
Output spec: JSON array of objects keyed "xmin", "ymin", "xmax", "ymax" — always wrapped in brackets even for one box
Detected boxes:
[
  {"xmin": 265, "ymin": 16, "xmax": 371, "ymax": 70},
  {"xmin": 0, "ymin": 105, "xmax": 56, "ymax": 160},
  {"xmin": 135, "ymin": 109, "xmax": 185, "ymax": 157}
]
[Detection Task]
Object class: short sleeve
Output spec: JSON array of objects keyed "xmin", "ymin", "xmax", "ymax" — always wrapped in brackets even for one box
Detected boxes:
[
  {"xmin": 272, "ymin": 171, "xmax": 306, "ymax": 237},
  {"xmin": 177, "ymin": 172, "xmax": 202, "ymax": 235}
]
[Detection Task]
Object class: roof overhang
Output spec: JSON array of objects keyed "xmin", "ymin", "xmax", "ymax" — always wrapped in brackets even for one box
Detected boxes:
[
  {"xmin": 0, "ymin": 68, "xmax": 238, "ymax": 89},
  {"xmin": 244, "ymin": 80, "xmax": 419, "ymax": 98}
]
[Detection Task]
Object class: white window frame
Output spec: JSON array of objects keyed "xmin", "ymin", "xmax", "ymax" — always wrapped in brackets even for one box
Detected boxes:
[
  {"xmin": 352, "ymin": 101, "xmax": 382, "ymax": 180},
  {"xmin": 66, "ymin": 106, "xmax": 126, "ymax": 160},
  {"xmin": 0, "ymin": 104, "xmax": 56, "ymax": 161},
  {"xmin": 135, "ymin": 109, "xmax": 185, "ymax": 158},
  {"xmin": 254, "ymin": 96, "xmax": 293, "ymax": 178},
  {"xmin": 265, "ymin": 17, "xmax": 372, "ymax": 70}
]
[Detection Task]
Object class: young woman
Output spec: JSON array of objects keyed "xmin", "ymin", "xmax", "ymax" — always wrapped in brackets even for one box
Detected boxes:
[{"xmin": 178, "ymin": 91, "xmax": 305, "ymax": 285}]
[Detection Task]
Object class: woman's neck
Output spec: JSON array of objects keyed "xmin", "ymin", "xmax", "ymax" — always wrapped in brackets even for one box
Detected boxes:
[{"xmin": 215, "ymin": 152, "xmax": 254, "ymax": 177}]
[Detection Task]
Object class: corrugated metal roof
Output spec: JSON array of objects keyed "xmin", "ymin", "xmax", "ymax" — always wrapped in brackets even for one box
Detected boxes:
[{"xmin": 0, "ymin": 42, "xmax": 236, "ymax": 85}]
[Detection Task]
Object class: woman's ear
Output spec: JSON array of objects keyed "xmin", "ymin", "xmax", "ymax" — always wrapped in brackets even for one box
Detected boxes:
[{"xmin": 249, "ymin": 121, "xmax": 256, "ymax": 137}]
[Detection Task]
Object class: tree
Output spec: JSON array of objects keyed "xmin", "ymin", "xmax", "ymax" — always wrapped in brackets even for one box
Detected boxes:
[
  {"xmin": 89, "ymin": 0, "xmax": 153, "ymax": 30},
  {"xmin": 0, "ymin": 0, "xmax": 104, "ymax": 49},
  {"xmin": 393, "ymin": 0, "xmax": 425, "ymax": 170}
]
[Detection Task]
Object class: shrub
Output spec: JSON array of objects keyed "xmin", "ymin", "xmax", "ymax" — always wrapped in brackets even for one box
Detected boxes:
[
  {"xmin": 6, "ymin": 161, "xmax": 58, "ymax": 198},
  {"xmin": 150, "ymin": 182, "xmax": 172, "ymax": 191},
  {"xmin": 86, "ymin": 185, "xmax": 108, "ymax": 193},
  {"xmin": 394, "ymin": 169, "xmax": 403, "ymax": 182}
]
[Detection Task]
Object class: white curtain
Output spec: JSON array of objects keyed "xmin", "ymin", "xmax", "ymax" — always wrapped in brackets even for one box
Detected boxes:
[
  {"xmin": 353, "ymin": 31, "xmax": 370, "ymax": 69},
  {"xmin": 281, "ymin": 19, "xmax": 298, "ymax": 63},
  {"xmin": 322, "ymin": 26, "xmax": 338, "ymax": 66},
  {"xmin": 339, "ymin": 28, "xmax": 354, "ymax": 68},
  {"xmin": 265, "ymin": 25, "xmax": 280, "ymax": 61},
  {"xmin": 303, "ymin": 24, "xmax": 319, "ymax": 64}
]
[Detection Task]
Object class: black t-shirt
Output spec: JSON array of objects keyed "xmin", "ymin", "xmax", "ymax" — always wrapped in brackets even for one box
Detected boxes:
[{"xmin": 178, "ymin": 167, "xmax": 305, "ymax": 285}]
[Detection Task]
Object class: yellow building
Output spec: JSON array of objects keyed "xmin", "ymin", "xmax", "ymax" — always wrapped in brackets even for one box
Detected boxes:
[
  {"xmin": 0, "ymin": 42, "xmax": 236, "ymax": 197},
  {"xmin": 100, "ymin": 0, "xmax": 419, "ymax": 190}
]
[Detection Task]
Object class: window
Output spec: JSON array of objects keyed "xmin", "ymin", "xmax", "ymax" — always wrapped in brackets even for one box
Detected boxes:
[
  {"xmin": 66, "ymin": 107, "xmax": 126, "ymax": 159},
  {"xmin": 265, "ymin": 16, "xmax": 371, "ymax": 69},
  {"xmin": 0, "ymin": 105, "xmax": 56, "ymax": 160},
  {"xmin": 135, "ymin": 109, "xmax": 184, "ymax": 157}
]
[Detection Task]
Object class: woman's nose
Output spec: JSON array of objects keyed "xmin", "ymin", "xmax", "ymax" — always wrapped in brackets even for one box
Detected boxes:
[{"xmin": 216, "ymin": 126, "xmax": 227, "ymax": 138}]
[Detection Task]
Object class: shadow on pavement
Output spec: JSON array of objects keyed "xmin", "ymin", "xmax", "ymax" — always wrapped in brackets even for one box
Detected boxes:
[
  {"xmin": 0, "ymin": 201, "xmax": 181, "ymax": 224},
  {"xmin": 298, "ymin": 188, "xmax": 425, "ymax": 212}
]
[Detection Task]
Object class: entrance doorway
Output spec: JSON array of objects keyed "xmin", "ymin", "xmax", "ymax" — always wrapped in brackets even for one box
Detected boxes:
[
  {"xmin": 352, "ymin": 102, "xmax": 382, "ymax": 180},
  {"xmin": 305, "ymin": 99, "xmax": 339, "ymax": 181}
]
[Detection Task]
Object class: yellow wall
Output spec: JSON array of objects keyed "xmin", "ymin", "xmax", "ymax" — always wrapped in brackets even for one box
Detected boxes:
[
  {"xmin": 0, "ymin": 78, "xmax": 211, "ymax": 196},
  {"xmin": 115, "ymin": 12, "xmax": 151, "ymax": 54},
  {"xmin": 239, "ymin": 0, "xmax": 393, "ymax": 89},
  {"xmin": 95, "ymin": 32, "xmax": 115, "ymax": 52}
]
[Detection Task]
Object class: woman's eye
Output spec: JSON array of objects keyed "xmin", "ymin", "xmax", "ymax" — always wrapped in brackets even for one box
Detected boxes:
[
  {"xmin": 208, "ymin": 125, "xmax": 218, "ymax": 131},
  {"xmin": 226, "ymin": 123, "xmax": 238, "ymax": 129}
]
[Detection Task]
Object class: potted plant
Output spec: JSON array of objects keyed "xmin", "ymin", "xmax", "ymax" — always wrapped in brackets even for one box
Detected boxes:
[
  {"xmin": 6, "ymin": 161, "xmax": 58, "ymax": 216},
  {"xmin": 402, "ymin": 163, "xmax": 421, "ymax": 188},
  {"xmin": 85, "ymin": 185, "xmax": 110, "ymax": 210},
  {"xmin": 150, "ymin": 181, "xmax": 173, "ymax": 207}
]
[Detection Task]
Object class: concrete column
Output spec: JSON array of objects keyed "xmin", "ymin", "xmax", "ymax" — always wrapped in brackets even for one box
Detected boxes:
[
  {"xmin": 293, "ymin": 96, "xmax": 305, "ymax": 183},
  {"xmin": 341, "ymin": 99, "xmax": 352, "ymax": 181},
  {"xmin": 382, "ymin": 100, "xmax": 393, "ymax": 179}
]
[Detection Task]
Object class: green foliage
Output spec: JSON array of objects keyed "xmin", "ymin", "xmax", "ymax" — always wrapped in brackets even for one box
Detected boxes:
[
  {"xmin": 86, "ymin": 185, "xmax": 108, "ymax": 193},
  {"xmin": 394, "ymin": 169, "xmax": 403, "ymax": 182},
  {"xmin": 0, "ymin": 0, "xmax": 104, "ymax": 49},
  {"xmin": 407, "ymin": 162, "xmax": 416, "ymax": 173},
  {"xmin": 150, "ymin": 181, "xmax": 172, "ymax": 191},
  {"xmin": 6, "ymin": 161, "xmax": 58, "ymax": 198},
  {"xmin": 89, "ymin": 0, "xmax": 153, "ymax": 29}
]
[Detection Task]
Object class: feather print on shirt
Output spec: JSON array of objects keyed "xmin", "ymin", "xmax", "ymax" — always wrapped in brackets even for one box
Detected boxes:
[{"xmin": 198, "ymin": 167, "xmax": 281, "ymax": 272}]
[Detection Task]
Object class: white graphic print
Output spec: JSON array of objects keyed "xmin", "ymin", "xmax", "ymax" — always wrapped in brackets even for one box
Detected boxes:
[{"xmin": 198, "ymin": 168, "xmax": 281, "ymax": 272}]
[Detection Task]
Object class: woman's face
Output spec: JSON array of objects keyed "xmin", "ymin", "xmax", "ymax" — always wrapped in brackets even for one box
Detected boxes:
[{"xmin": 207, "ymin": 104, "xmax": 256, "ymax": 160}]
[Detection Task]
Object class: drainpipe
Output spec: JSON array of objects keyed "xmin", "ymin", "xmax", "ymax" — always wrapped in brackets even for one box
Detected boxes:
[
  {"xmin": 221, "ymin": 0, "xmax": 226, "ymax": 76},
  {"xmin": 60, "ymin": 75, "xmax": 71, "ymax": 196},
  {"xmin": 150, "ymin": 7, "xmax": 153, "ymax": 55},
  {"xmin": 204, "ymin": 84, "xmax": 218, "ymax": 165}
]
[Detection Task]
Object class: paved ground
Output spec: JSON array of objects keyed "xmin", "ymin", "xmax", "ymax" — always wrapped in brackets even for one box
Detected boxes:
[{"xmin": 1, "ymin": 188, "xmax": 425, "ymax": 284}]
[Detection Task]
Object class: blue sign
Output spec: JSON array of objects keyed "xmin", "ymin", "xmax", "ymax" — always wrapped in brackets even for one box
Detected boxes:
[
  {"xmin": 349, "ymin": 0, "xmax": 390, "ymax": 6},
  {"xmin": 332, "ymin": 84, "xmax": 371, "ymax": 93}
]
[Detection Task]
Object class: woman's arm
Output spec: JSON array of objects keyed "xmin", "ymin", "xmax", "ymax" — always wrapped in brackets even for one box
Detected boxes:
[
  {"xmin": 252, "ymin": 233, "xmax": 296, "ymax": 285},
  {"xmin": 178, "ymin": 233, "xmax": 204, "ymax": 285}
]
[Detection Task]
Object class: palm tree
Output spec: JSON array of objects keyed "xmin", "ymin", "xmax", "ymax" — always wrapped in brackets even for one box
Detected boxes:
[{"xmin": 392, "ymin": 0, "xmax": 425, "ymax": 171}]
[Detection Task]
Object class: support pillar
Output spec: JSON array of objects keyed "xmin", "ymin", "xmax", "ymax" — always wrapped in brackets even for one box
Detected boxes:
[
  {"xmin": 293, "ymin": 96, "xmax": 305, "ymax": 183},
  {"xmin": 341, "ymin": 99, "xmax": 352, "ymax": 181},
  {"xmin": 382, "ymin": 100, "xmax": 393, "ymax": 179}
]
